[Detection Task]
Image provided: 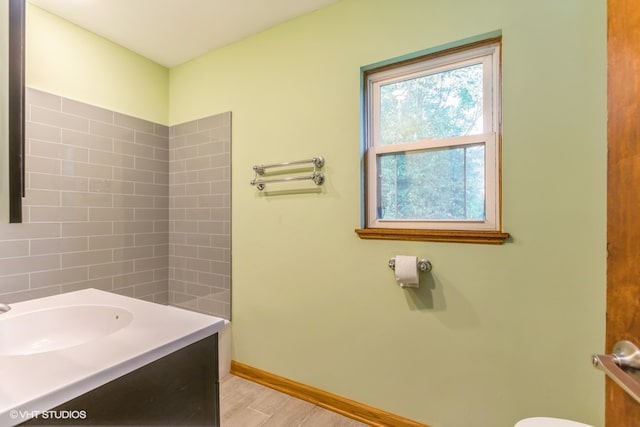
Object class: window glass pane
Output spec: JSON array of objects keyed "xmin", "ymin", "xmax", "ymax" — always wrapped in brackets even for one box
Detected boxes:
[
  {"xmin": 377, "ymin": 143, "xmax": 485, "ymax": 221},
  {"xmin": 379, "ymin": 63, "xmax": 484, "ymax": 145}
]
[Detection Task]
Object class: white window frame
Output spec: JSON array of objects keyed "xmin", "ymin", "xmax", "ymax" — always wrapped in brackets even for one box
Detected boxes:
[{"xmin": 363, "ymin": 40, "xmax": 502, "ymax": 232}]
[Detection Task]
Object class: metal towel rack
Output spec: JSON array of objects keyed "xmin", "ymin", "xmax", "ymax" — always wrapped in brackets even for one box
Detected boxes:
[
  {"xmin": 250, "ymin": 156, "xmax": 325, "ymax": 191},
  {"xmin": 593, "ymin": 340, "xmax": 640, "ymax": 403}
]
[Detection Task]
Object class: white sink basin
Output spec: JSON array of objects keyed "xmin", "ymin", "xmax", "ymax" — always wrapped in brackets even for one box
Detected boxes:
[
  {"xmin": 515, "ymin": 417, "xmax": 594, "ymax": 427},
  {"xmin": 0, "ymin": 305, "xmax": 133, "ymax": 356}
]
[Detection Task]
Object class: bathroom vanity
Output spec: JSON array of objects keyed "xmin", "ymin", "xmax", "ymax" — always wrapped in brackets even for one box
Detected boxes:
[
  {"xmin": 0, "ymin": 289, "xmax": 225, "ymax": 426},
  {"xmin": 22, "ymin": 335, "xmax": 219, "ymax": 426}
]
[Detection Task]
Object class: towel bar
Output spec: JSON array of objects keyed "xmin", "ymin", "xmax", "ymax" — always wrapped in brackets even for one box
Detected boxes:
[
  {"xmin": 250, "ymin": 156, "xmax": 325, "ymax": 191},
  {"xmin": 250, "ymin": 172, "xmax": 324, "ymax": 191},
  {"xmin": 253, "ymin": 157, "xmax": 324, "ymax": 175}
]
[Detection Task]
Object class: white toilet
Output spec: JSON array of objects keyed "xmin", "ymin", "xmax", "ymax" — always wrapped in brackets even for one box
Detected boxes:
[{"xmin": 514, "ymin": 417, "xmax": 594, "ymax": 427}]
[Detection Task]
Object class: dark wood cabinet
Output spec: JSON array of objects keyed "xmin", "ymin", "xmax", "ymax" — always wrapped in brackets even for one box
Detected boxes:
[{"xmin": 22, "ymin": 334, "xmax": 220, "ymax": 426}]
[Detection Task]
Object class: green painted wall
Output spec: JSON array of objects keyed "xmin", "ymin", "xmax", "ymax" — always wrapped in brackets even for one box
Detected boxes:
[
  {"xmin": 170, "ymin": 0, "xmax": 606, "ymax": 426},
  {"xmin": 26, "ymin": 4, "xmax": 169, "ymax": 125}
]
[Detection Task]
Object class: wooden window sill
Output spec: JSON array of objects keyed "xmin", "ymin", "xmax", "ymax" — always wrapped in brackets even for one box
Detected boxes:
[{"xmin": 354, "ymin": 228, "xmax": 510, "ymax": 244}]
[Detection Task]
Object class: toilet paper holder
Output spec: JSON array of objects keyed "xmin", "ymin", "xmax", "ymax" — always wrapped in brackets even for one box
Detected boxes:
[{"xmin": 388, "ymin": 258, "xmax": 432, "ymax": 273}]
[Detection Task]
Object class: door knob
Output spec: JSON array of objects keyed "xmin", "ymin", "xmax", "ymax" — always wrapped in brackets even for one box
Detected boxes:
[{"xmin": 593, "ymin": 340, "xmax": 640, "ymax": 404}]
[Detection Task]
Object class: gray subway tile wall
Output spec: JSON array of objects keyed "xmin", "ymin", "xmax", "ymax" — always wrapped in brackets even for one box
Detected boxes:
[
  {"xmin": 169, "ymin": 112, "xmax": 231, "ymax": 319},
  {"xmin": 0, "ymin": 88, "xmax": 232, "ymax": 320}
]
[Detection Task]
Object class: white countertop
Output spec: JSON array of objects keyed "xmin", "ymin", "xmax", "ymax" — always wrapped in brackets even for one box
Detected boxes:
[{"xmin": 0, "ymin": 289, "xmax": 225, "ymax": 425}]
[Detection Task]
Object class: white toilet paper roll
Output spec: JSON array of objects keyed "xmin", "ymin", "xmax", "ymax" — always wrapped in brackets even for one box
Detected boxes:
[{"xmin": 394, "ymin": 255, "xmax": 419, "ymax": 288}]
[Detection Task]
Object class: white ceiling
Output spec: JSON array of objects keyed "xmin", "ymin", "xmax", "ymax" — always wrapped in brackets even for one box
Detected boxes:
[{"xmin": 27, "ymin": 0, "xmax": 339, "ymax": 68}]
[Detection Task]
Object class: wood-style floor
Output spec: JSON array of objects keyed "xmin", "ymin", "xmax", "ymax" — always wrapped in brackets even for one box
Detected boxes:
[{"xmin": 220, "ymin": 374, "xmax": 371, "ymax": 427}]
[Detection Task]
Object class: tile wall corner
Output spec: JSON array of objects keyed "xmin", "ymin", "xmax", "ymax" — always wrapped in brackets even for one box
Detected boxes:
[{"xmin": 0, "ymin": 88, "xmax": 231, "ymax": 319}]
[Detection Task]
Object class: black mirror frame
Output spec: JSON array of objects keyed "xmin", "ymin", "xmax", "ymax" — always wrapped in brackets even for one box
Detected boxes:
[{"xmin": 8, "ymin": 0, "xmax": 24, "ymax": 223}]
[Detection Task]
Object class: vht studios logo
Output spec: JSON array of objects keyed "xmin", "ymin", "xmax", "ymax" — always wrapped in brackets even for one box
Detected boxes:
[{"xmin": 9, "ymin": 409, "xmax": 87, "ymax": 420}]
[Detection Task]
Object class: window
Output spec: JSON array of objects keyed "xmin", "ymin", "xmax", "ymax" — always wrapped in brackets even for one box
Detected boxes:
[{"xmin": 356, "ymin": 36, "xmax": 509, "ymax": 244}]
